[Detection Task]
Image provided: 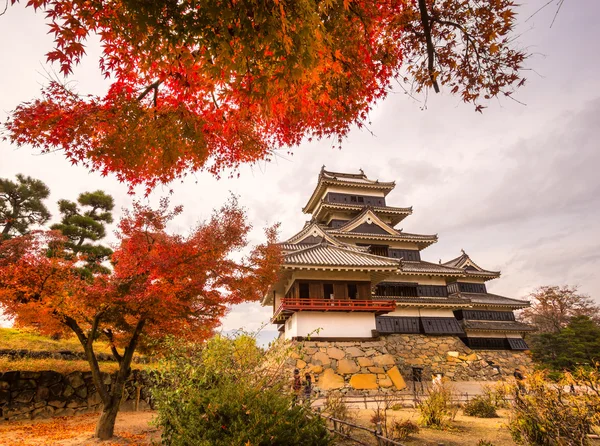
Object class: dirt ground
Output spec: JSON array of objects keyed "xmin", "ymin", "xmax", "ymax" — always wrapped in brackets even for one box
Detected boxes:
[
  {"xmin": 334, "ymin": 407, "xmax": 516, "ymax": 446},
  {"xmin": 0, "ymin": 411, "xmax": 160, "ymax": 446}
]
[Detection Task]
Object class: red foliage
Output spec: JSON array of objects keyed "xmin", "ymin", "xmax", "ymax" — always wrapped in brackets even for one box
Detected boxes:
[
  {"xmin": 0, "ymin": 197, "xmax": 281, "ymax": 347},
  {"xmin": 5, "ymin": 0, "xmax": 526, "ymax": 191}
]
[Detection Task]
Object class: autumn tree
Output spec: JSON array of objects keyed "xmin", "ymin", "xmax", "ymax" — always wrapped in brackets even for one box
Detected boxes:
[
  {"xmin": 51, "ymin": 190, "xmax": 114, "ymax": 275},
  {"xmin": 520, "ymin": 285, "xmax": 600, "ymax": 333},
  {"xmin": 4, "ymin": 0, "xmax": 527, "ymax": 191},
  {"xmin": 0, "ymin": 174, "xmax": 51, "ymax": 240},
  {"xmin": 0, "ymin": 197, "xmax": 281, "ymax": 440}
]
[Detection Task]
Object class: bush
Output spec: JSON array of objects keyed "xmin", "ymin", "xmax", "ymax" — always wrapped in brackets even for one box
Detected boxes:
[
  {"xmin": 463, "ymin": 395, "xmax": 498, "ymax": 418},
  {"xmin": 390, "ymin": 419, "xmax": 419, "ymax": 440},
  {"xmin": 153, "ymin": 333, "xmax": 331, "ymax": 446},
  {"xmin": 508, "ymin": 369, "xmax": 600, "ymax": 446},
  {"xmin": 418, "ymin": 381, "xmax": 456, "ymax": 429},
  {"xmin": 477, "ymin": 441, "xmax": 495, "ymax": 446},
  {"xmin": 322, "ymin": 392, "xmax": 355, "ymax": 435}
]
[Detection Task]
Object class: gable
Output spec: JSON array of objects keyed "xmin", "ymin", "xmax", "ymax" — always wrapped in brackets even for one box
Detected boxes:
[{"xmin": 350, "ymin": 222, "xmax": 391, "ymax": 235}]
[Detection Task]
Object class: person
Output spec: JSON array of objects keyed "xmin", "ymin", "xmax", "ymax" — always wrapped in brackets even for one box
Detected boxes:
[
  {"xmin": 303, "ymin": 373, "xmax": 313, "ymax": 403},
  {"xmin": 514, "ymin": 368, "xmax": 525, "ymax": 396},
  {"xmin": 292, "ymin": 369, "xmax": 302, "ymax": 405}
]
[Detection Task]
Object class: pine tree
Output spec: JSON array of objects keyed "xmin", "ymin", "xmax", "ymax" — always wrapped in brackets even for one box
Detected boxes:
[
  {"xmin": 51, "ymin": 190, "xmax": 114, "ymax": 275},
  {"xmin": 0, "ymin": 174, "xmax": 51, "ymax": 240}
]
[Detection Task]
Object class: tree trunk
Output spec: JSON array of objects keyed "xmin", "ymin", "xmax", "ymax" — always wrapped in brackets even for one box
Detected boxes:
[
  {"xmin": 95, "ymin": 399, "xmax": 121, "ymax": 440},
  {"xmin": 94, "ymin": 362, "xmax": 129, "ymax": 439}
]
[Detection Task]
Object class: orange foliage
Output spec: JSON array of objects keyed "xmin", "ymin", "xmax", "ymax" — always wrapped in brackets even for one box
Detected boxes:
[
  {"xmin": 0, "ymin": 197, "xmax": 281, "ymax": 349},
  {"xmin": 5, "ymin": 0, "xmax": 525, "ymax": 191}
]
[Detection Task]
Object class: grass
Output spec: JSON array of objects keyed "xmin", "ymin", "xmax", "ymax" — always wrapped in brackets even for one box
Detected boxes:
[
  {"xmin": 0, "ymin": 357, "xmax": 156, "ymax": 374},
  {"xmin": 0, "ymin": 328, "xmax": 154, "ymax": 374},
  {"xmin": 0, "ymin": 327, "xmax": 113, "ymax": 354}
]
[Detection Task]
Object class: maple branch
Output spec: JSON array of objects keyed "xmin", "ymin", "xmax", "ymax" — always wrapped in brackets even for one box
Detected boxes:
[
  {"xmin": 63, "ymin": 313, "xmax": 111, "ymax": 404},
  {"xmin": 0, "ymin": 0, "xmax": 7, "ymax": 17},
  {"xmin": 103, "ymin": 328, "xmax": 123, "ymax": 364},
  {"xmin": 136, "ymin": 80, "xmax": 162, "ymax": 102},
  {"xmin": 417, "ymin": 0, "xmax": 440, "ymax": 93}
]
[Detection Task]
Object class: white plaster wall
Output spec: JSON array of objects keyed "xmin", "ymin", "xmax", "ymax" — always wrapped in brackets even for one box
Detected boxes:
[
  {"xmin": 285, "ymin": 312, "xmax": 376, "ymax": 339},
  {"xmin": 388, "ymin": 308, "xmax": 420, "ymax": 317},
  {"xmin": 458, "ymin": 277, "xmax": 490, "ymax": 284},
  {"xmin": 467, "ymin": 331, "xmax": 523, "ymax": 339},
  {"xmin": 418, "ymin": 308, "xmax": 456, "ymax": 317},
  {"xmin": 387, "ymin": 308, "xmax": 456, "ymax": 317}
]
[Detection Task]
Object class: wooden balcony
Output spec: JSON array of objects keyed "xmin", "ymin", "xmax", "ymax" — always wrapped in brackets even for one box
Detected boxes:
[{"xmin": 271, "ymin": 298, "xmax": 397, "ymax": 324}]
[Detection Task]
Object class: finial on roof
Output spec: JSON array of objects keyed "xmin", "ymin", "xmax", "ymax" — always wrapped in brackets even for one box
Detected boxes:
[
  {"xmin": 320, "ymin": 165, "xmax": 325, "ymax": 174},
  {"xmin": 359, "ymin": 168, "xmax": 364, "ymax": 175},
  {"xmin": 439, "ymin": 259, "xmax": 442, "ymax": 264},
  {"xmin": 461, "ymin": 248, "xmax": 466, "ymax": 255}
]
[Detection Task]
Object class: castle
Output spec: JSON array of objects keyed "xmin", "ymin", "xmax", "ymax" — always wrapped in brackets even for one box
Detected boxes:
[{"xmin": 263, "ymin": 168, "xmax": 534, "ymax": 389}]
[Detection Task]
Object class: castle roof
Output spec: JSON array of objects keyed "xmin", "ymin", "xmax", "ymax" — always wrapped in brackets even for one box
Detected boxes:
[
  {"xmin": 303, "ymin": 168, "xmax": 396, "ymax": 214},
  {"xmin": 461, "ymin": 320, "xmax": 536, "ymax": 333},
  {"xmin": 443, "ymin": 250, "xmax": 501, "ymax": 280},
  {"xmin": 450, "ymin": 292, "xmax": 530, "ymax": 309},
  {"xmin": 283, "ymin": 241, "xmax": 401, "ymax": 269},
  {"xmin": 322, "ymin": 208, "xmax": 437, "ymax": 248},
  {"xmin": 313, "ymin": 201, "xmax": 412, "ymax": 226},
  {"xmin": 399, "ymin": 261, "xmax": 466, "ymax": 276}
]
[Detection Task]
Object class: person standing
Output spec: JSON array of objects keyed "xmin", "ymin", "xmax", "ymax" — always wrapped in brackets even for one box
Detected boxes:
[
  {"xmin": 303, "ymin": 373, "xmax": 313, "ymax": 404},
  {"xmin": 292, "ymin": 369, "xmax": 302, "ymax": 405}
]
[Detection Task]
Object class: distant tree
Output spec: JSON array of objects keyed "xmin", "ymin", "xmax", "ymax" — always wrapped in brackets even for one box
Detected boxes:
[
  {"xmin": 51, "ymin": 191, "xmax": 114, "ymax": 275},
  {"xmin": 530, "ymin": 316, "xmax": 600, "ymax": 371},
  {"xmin": 0, "ymin": 197, "xmax": 281, "ymax": 440},
  {"xmin": 0, "ymin": 174, "xmax": 50, "ymax": 240},
  {"xmin": 520, "ymin": 285, "xmax": 600, "ymax": 333}
]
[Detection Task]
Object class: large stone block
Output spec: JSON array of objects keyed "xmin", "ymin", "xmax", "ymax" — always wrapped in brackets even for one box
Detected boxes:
[
  {"xmin": 357, "ymin": 357, "xmax": 373, "ymax": 367},
  {"xmin": 337, "ymin": 359, "xmax": 360, "ymax": 374},
  {"xmin": 296, "ymin": 359, "xmax": 307, "ymax": 370},
  {"xmin": 312, "ymin": 352, "xmax": 331, "ymax": 366},
  {"xmin": 327, "ymin": 347, "xmax": 345, "ymax": 360},
  {"xmin": 372, "ymin": 354, "xmax": 395, "ymax": 367},
  {"xmin": 67, "ymin": 372, "xmax": 85, "ymax": 389},
  {"xmin": 345, "ymin": 347, "xmax": 365, "ymax": 357},
  {"xmin": 318, "ymin": 369, "xmax": 344, "ymax": 390},
  {"xmin": 349, "ymin": 374, "xmax": 378, "ymax": 390},
  {"xmin": 386, "ymin": 366, "xmax": 407, "ymax": 391}
]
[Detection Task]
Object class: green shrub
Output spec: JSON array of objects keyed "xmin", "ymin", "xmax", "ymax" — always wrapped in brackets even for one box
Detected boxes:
[
  {"xmin": 418, "ymin": 381, "xmax": 456, "ymax": 429},
  {"xmin": 390, "ymin": 419, "xmax": 419, "ymax": 440},
  {"xmin": 477, "ymin": 440, "xmax": 495, "ymax": 446},
  {"xmin": 153, "ymin": 333, "xmax": 331, "ymax": 446},
  {"xmin": 463, "ymin": 395, "xmax": 498, "ymax": 418}
]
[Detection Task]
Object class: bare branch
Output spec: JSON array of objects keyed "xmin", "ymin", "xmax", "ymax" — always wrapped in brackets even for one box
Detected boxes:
[{"xmin": 417, "ymin": 0, "xmax": 440, "ymax": 93}]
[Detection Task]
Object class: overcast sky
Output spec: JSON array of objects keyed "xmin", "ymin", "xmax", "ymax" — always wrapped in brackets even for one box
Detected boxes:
[{"xmin": 1, "ymin": 1, "xmax": 599, "ymax": 339}]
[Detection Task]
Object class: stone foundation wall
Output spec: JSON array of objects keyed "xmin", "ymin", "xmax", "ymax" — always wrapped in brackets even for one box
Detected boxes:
[
  {"xmin": 292, "ymin": 334, "xmax": 532, "ymax": 394},
  {"xmin": 0, "ymin": 370, "xmax": 154, "ymax": 422}
]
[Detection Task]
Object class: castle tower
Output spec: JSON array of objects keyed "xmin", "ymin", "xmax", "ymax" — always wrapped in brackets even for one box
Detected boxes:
[{"xmin": 262, "ymin": 168, "xmax": 533, "ymax": 384}]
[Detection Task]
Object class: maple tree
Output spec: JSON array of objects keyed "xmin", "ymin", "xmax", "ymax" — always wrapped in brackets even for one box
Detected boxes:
[
  {"xmin": 4, "ymin": 0, "xmax": 526, "ymax": 191},
  {"xmin": 0, "ymin": 197, "xmax": 281, "ymax": 439},
  {"xmin": 0, "ymin": 174, "xmax": 51, "ymax": 240}
]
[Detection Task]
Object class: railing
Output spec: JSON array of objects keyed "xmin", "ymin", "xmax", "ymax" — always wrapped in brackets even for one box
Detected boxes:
[{"xmin": 272, "ymin": 298, "xmax": 396, "ymax": 323}]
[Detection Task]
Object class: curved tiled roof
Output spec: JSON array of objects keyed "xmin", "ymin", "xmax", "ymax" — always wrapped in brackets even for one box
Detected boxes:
[
  {"xmin": 399, "ymin": 261, "xmax": 464, "ymax": 275},
  {"xmin": 443, "ymin": 251, "xmax": 500, "ymax": 279},
  {"xmin": 327, "ymin": 229, "xmax": 438, "ymax": 244},
  {"xmin": 452, "ymin": 292, "xmax": 530, "ymax": 308},
  {"xmin": 303, "ymin": 168, "xmax": 396, "ymax": 213},
  {"xmin": 284, "ymin": 242, "xmax": 401, "ymax": 268},
  {"xmin": 279, "ymin": 242, "xmax": 369, "ymax": 253},
  {"xmin": 462, "ymin": 320, "xmax": 536, "ymax": 332}
]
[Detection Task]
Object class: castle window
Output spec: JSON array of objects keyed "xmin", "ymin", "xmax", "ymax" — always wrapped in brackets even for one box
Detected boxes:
[
  {"xmin": 357, "ymin": 196, "xmax": 364, "ymax": 203},
  {"xmin": 348, "ymin": 284, "xmax": 358, "ymax": 300},
  {"xmin": 299, "ymin": 283, "xmax": 310, "ymax": 299},
  {"xmin": 323, "ymin": 283, "xmax": 334, "ymax": 299}
]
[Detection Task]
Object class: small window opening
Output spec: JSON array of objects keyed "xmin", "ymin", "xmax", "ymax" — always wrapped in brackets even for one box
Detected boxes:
[
  {"xmin": 348, "ymin": 284, "xmax": 358, "ymax": 299},
  {"xmin": 323, "ymin": 283, "xmax": 334, "ymax": 299},
  {"xmin": 299, "ymin": 283, "xmax": 310, "ymax": 299}
]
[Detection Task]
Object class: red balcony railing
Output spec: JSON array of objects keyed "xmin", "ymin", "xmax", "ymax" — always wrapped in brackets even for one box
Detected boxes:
[{"xmin": 271, "ymin": 298, "xmax": 396, "ymax": 324}]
